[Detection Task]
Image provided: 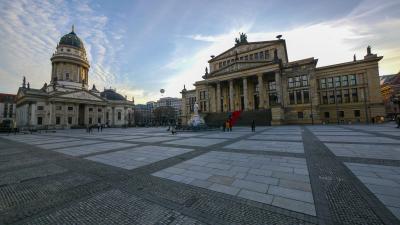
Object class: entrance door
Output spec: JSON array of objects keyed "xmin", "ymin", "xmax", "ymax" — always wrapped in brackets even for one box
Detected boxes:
[
  {"xmin": 254, "ymin": 95, "xmax": 259, "ymax": 110},
  {"xmin": 240, "ymin": 96, "xmax": 245, "ymax": 110},
  {"xmin": 78, "ymin": 104, "xmax": 85, "ymax": 126}
]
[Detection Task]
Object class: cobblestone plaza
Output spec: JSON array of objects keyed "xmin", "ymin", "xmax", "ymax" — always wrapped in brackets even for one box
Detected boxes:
[{"xmin": 0, "ymin": 124, "xmax": 399, "ymax": 224}]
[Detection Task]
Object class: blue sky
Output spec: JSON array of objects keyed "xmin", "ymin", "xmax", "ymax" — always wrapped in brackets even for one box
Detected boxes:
[{"xmin": 0, "ymin": 0, "xmax": 399, "ymax": 103}]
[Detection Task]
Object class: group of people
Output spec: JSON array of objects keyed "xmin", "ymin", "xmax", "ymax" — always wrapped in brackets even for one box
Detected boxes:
[
  {"xmin": 222, "ymin": 119, "xmax": 233, "ymax": 132},
  {"xmin": 86, "ymin": 123, "xmax": 104, "ymax": 133}
]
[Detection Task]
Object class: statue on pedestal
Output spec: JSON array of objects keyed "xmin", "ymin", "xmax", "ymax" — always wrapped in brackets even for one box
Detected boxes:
[{"xmin": 188, "ymin": 101, "xmax": 205, "ymax": 126}]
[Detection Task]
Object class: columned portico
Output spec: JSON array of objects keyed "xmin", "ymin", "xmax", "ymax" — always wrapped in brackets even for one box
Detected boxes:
[
  {"xmin": 242, "ymin": 77, "xmax": 249, "ymax": 110},
  {"xmin": 257, "ymin": 74, "xmax": 265, "ymax": 109},
  {"xmin": 216, "ymin": 82, "xmax": 221, "ymax": 112},
  {"xmin": 229, "ymin": 80, "xmax": 234, "ymax": 111}
]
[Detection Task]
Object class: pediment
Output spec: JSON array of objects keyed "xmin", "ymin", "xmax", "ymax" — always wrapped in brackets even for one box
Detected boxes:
[
  {"xmin": 212, "ymin": 41, "xmax": 278, "ymax": 62},
  {"xmin": 210, "ymin": 61, "xmax": 270, "ymax": 77},
  {"xmin": 55, "ymin": 91, "xmax": 104, "ymax": 101}
]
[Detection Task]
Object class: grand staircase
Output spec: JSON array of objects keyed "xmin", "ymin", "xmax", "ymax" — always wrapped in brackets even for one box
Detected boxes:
[{"xmin": 204, "ymin": 109, "xmax": 271, "ymax": 127}]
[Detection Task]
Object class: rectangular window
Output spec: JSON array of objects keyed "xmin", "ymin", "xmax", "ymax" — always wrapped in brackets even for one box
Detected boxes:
[
  {"xmin": 320, "ymin": 78, "xmax": 326, "ymax": 89},
  {"xmin": 350, "ymin": 75, "xmax": 357, "ymax": 85},
  {"xmin": 288, "ymin": 78, "xmax": 294, "ymax": 88},
  {"xmin": 303, "ymin": 90, "xmax": 310, "ymax": 104},
  {"xmin": 223, "ymin": 61, "xmax": 226, "ymax": 66},
  {"xmin": 289, "ymin": 92, "xmax": 295, "ymax": 104},
  {"xmin": 254, "ymin": 53, "xmax": 259, "ymax": 60},
  {"xmin": 335, "ymin": 76, "xmax": 341, "ymax": 87},
  {"xmin": 259, "ymin": 51, "xmax": 264, "ymax": 59},
  {"xmin": 324, "ymin": 112, "xmax": 330, "ymax": 118},
  {"xmin": 338, "ymin": 111, "xmax": 344, "ymax": 118},
  {"xmin": 56, "ymin": 117, "xmax": 61, "ymax": 125},
  {"xmin": 240, "ymin": 56, "xmax": 243, "ymax": 61},
  {"xmin": 296, "ymin": 90, "xmax": 302, "ymax": 104},
  {"xmin": 68, "ymin": 117, "xmax": 72, "ymax": 124},
  {"xmin": 98, "ymin": 108, "xmax": 102, "ymax": 112},
  {"xmin": 342, "ymin": 75, "xmax": 348, "ymax": 86},
  {"xmin": 352, "ymin": 88, "xmax": 358, "ymax": 102},
  {"xmin": 327, "ymin": 77, "xmax": 333, "ymax": 88},
  {"xmin": 269, "ymin": 81, "xmax": 276, "ymax": 91},
  {"xmin": 295, "ymin": 76, "xmax": 301, "ymax": 87},
  {"xmin": 98, "ymin": 117, "xmax": 101, "ymax": 123},
  {"xmin": 37, "ymin": 117, "xmax": 43, "ymax": 125},
  {"xmin": 336, "ymin": 90, "xmax": 342, "ymax": 104},
  {"xmin": 322, "ymin": 92, "xmax": 328, "ymax": 104},
  {"xmin": 89, "ymin": 108, "xmax": 93, "ymax": 112},
  {"xmin": 255, "ymin": 83, "xmax": 259, "ymax": 93},
  {"xmin": 244, "ymin": 55, "xmax": 248, "ymax": 60},
  {"xmin": 269, "ymin": 93, "xmax": 278, "ymax": 105},
  {"xmin": 37, "ymin": 106, "xmax": 44, "ymax": 110},
  {"xmin": 298, "ymin": 112, "xmax": 304, "ymax": 119},
  {"xmin": 265, "ymin": 50, "xmax": 270, "ymax": 59},
  {"xmin": 89, "ymin": 117, "xmax": 93, "ymax": 124},
  {"xmin": 3, "ymin": 103, "xmax": 8, "ymax": 118},
  {"xmin": 301, "ymin": 75, "xmax": 308, "ymax": 86},
  {"xmin": 118, "ymin": 112, "xmax": 122, "ymax": 120},
  {"xmin": 343, "ymin": 89, "xmax": 350, "ymax": 103},
  {"xmin": 68, "ymin": 106, "xmax": 73, "ymax": 111},
  {"xmin": 249, "ymin": 54, "xmax": 253, "ymax": 60},
  {"xmin": 56, "ymin": 105, "xmax": 62, "ymax": 110},
  {"xmin": 8, "ymin": 105, "xmax": 13, "ymax": 117},
  {"xmin": 329, "ymin": 91, "xmax": 335, "ymax": 104},
  {"xmin": 354, "ymin": 110, "xmax": 361, "ymax": 117}
]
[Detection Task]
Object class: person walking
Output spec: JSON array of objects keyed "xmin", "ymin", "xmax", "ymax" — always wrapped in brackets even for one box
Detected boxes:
[
  {"xmin": 225, "ymin": 120, "xmax": 230, "ymax": 132},
  {"xmin": 97, "ymin": 122, "xmax": 100, "ymax": 132},
  {"xmin": 251, "ymin": 120, "xmax": 255, "ymax": 132},
  {"xmin": 100, "ymin": 124, "xmax": 103, "ymax": 132},
  {"xmin": 396, "ymin": 114, "xmax": 400, "ymax": 128},
  {"xmin": 229, "ymin": 118, "xmax": 233, "ymax": 132},
  {"xmin": 222, "ymin": 121, "xmax": 226, "ymax": 132},
  {"xmin": 171, "ymin": 125, "xmax": 177, "ymax": 135}
]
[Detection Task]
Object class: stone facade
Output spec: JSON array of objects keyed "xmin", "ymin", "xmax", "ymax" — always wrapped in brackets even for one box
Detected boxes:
[
  {"xmin": 181, "ymin": 36, "xmax": 385, "ymax": 125},
  {"xmin": 16, "ymin": 27, "xmax": 135, "ymax": 129},
  {"xmin": 380, "ymin": 73, "xmax": 400, "ymax": 118},
  {"xmin": 0, "ymin": 93, "xmax": 16, "ymax": 124}
]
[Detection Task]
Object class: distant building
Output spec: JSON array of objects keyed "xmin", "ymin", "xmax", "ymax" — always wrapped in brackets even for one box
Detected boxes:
[
  {"xmin": 156, "ymin": 97, "xmax": 182, "ymax": 120},
  {"xmin": 180, "ymin": 88, "xmax": 196, "ymax": 124},
  {"xmin": 380, "ymin": 72, "xmax": 400, "ymax": 118},
  {"xmin": 182, "ymin": 34, "xmax": 385, "ymax": 125},
  {"xmin": 0, "ymin": 93, "xmax": 16, "ymax": 124},
  {"xmin": 133, "ymin": 103, "xmax": 153, "ymax": 125},
  {"xmin": 15, "ymin": 26, "xmax": 135, "ymax": 129}
]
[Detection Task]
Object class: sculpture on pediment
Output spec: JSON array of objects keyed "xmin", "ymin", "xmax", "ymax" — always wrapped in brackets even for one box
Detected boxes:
[
  {"xmin": 235, "ymin": 32, "xmax": 248, "ymax": 46},
  {"xmin": 22, "ymin": 76, "xmax": 26, "ymax": 88}
]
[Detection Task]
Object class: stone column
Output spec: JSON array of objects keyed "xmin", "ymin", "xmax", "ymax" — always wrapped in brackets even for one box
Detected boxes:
[
  {"xmin": 275, "ymin": 71, "xmax": 282, "ymax": 104},
  {"xmin": 258, "ymin": 74, "xmax": 265, "ymax": 109},
  {"xmin": 265, "ymin": 79, "xmax": 270, "ymax": 108},
  {"xmin": 229, "ymin": 80, "xmax": 234, "ymax": 111},
  {"xmin": 242, "ymin": 77, "xmax": 249, "ymax": 110},
  {"xmin": 48, "ymin": 103, "xmax": 53, "ymax": 125},
  {"xmin": 216, "ymin": 82, "xmax": 221, "ymax": 112}
]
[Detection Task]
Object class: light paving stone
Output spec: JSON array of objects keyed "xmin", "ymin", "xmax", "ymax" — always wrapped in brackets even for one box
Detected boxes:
[
  {"xmin": 207, "ymin": 175, "xmax": 235, "ymax": 185},
  {"xmin": 346, "ymin": 162, "xmax": 400, "ymax": 220},
  {"xmin": 271, "ymin": 171, "xmax": 310, "ymax": 183},
  {"xmin": 237, "ymin": 189, "xmax": 273, "ymax": 204},
  {"xmin": 88, "ymin": 145, "xmax": 193, "ymax": 170},
  {"xmin": 55, "ymin": 142, "xmax": 138, "ymax": 156},
  {"xmin": 272, "ymin": 196, "xmax": 316, "ymax": 216},
  {"xmin": 201, "ymin": 132, "xmax": 247, "ymax": 139},
  {"xmin": 248, "ymin": 134, "xmax": 302, "ymax": 141},
  {"xmin": 232, "ymin": 179, "xmax": 268, "ymax": 193},
  {"xmin": 317, "ymin": 135, "xmax": 400, "ymax": 144},
  {"xmin": 224, "ymin": 140, "xmax": 304, "ymax": 153},
  {"xmin": 164, "ymin": 138, "xmax": 228, "ymax": 147},
  {"xmin": 244, "ymin": 174, "xmax": 279, "ymax": 185},
  {"xmin": 278, "ymin": 179, "xmax": 311, "ymax": 192},
  {"xmin": 189, "ymin": 179, "xmax": 213, "ymax": 189},
  {"xmin": 326, "ymin": 143, "xmax": 400, "ymax": 160},
  {"xmin": 268, "ymin": 185, "xmax": 314, "ymax": 203},
  {"xmin": 129, "ymin": 136, "xmax": 180, "ymax": 143},
  {"xmin": 209, "ymin": 183, "xmax": 240, "ymax": 195},
  {"xmin": 37, "ymin": 140, "xmax": 103, "ymax": 150}
]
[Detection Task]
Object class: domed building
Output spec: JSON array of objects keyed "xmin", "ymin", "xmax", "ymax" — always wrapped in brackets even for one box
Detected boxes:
[{"xmin": 15, "ymin": 26, "xmax": 135, "ymax": 128}]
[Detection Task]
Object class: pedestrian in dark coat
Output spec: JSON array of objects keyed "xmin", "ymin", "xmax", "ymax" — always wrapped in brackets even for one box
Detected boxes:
[{"xmin": 251, "ymin": 120, "xmax": 255, "ymax": 132}]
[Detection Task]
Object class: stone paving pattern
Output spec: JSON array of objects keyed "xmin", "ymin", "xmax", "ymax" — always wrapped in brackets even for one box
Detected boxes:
[{"xmin": 0, "ymin": 123, "xmax": 399, "ymax": 224}]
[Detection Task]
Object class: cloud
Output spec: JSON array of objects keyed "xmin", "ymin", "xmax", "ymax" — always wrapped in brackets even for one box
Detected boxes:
[
  {"xmin": 162, "ymin": 0, "xmax": 400, "ymax": 98},
  {"xmin": 0, "ymin": 0, "xmax": 129, "ymax": 98}
]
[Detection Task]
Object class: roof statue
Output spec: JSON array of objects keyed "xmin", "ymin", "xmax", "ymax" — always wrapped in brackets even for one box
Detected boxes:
[
  {"xmin": 22, "ymin": 76, "xmax": 26, "ymax": 88},
  {"xmin": 27, "ymin": 82, "xmax": 30, "ymax": 89},
  {"xmin": 367, "ymin": 45, "xmax": 372, "ymax": 55},
  {"xmin": 235, "ymin": 32, "xmax": 248, "ymax": 46},
  {"xmin": 353, "ymin": 54, "xmax": 356, "ymax": 61}
]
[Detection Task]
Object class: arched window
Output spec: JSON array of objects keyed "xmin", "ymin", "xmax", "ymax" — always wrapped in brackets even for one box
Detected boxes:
[{"xmin": 118, "ymin": 112, "xmax": 121, "ymax": 120}]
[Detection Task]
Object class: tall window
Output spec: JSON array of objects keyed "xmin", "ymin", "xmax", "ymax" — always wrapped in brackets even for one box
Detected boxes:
[
  {"xmin": 288, "ymin": 78, "xmax": 294, "ymax": 88},
  {"xmin": 249, "ymin": 54, "xmax": 253, "ymax": 60},
  {"xmin": 334, "ymin": 76, "xmax": 341, "ymax": 87},
  {"xmin": 3, "ymin": 103, "xmax": 8, "ymax": 118},
  {"xmin": 269, "ymin": 81, "xmax": 276, "ymax": 90},
  {"xmin": 350, "ymin": 75, "xmax": 357, "ymax": 85},
  {"xmin": 338, "ymin": 111, "xmax": 345, "ymax": 118},
  {"xmin": 66, "ymin": 73, "xmax": 70, "ymax": 80},
  {"xmin": 68, "ymin": 117, "xmax": 72, "ymax": 124},
  {"xmin": 265, "ymin": 50, "xmax": 270, "ymax": 59},
  {"xmin": 336, "ymin": 90, "xmax": 342, "ymax": 103},
  {"xmin": 254, "ymin": 53, "xmax": 259, "ymax": 60},
  {"xmin": 117, "ymin": 112, "xmax": 121, "ymax": 120},
  {"xmin": 269, "ymin": 93, "xmax": 278, "ymax": 105},
  {"xmin": 342, "ymin": 75, "xmax": 348, "ymax": 86},
  {"xmin": 301, "ymin": 75, "xmax": 308, "ymax": 86},
  {"xmin": 320, "ymin": 78, "xmax": 326, "ymax": 89},
  {"xmin": 289, "ymin": 92, "xmax": 295, "ymax": 104},
  {"xmin": 296, "ymin": 90, "xmax": 302, "ymax": 104},
  {"xmin": 303, "ymin": 90, "xmax": 310, "ymax": 104},
  {"xmin": 322, "ymin": 92, "xmax": 328, "ymax": 104},
  {"xmin": 37, "ymin": 117, "xmax": 43, "ymax": 125},
  {"xmin": 354, "ymin": 110, "xmax": 361, "ymax": 117},
  {"xmin": 329, "ymin": 91, "xmax": 335, "ymax": 104},
  {"xmin": 295, "ymin": 76, "xmax": 301, "ymax": 87},
  {"xmin": 324, "ymin": 112, "xmax": 330, "ymax": 118},
  {"xmin": 327, "ymin": 78, "xmax": 333, "ymax": 88},
  {"xmin": 56, "ymin": 117, "xmax": 61, "ymax": 125},
  {"xmin": 343, "ymin": 89, "xmax": 350, "ymax": 103},
  {"xmin": 8, "ymin": 104, "xmax": 13, "ymax": 118},
  {"xmin": 259, "ymin": 51, "xmax": 264, "ymax": 59},
  {"xmin": 352, "ymin": 88, "xmax": 358, "ymax": 102}
]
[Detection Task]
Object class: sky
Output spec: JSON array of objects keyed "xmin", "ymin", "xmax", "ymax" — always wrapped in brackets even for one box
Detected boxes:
[{"xmin": 0, "ymin": 0, "xmax": 399, "ymax": 103}]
